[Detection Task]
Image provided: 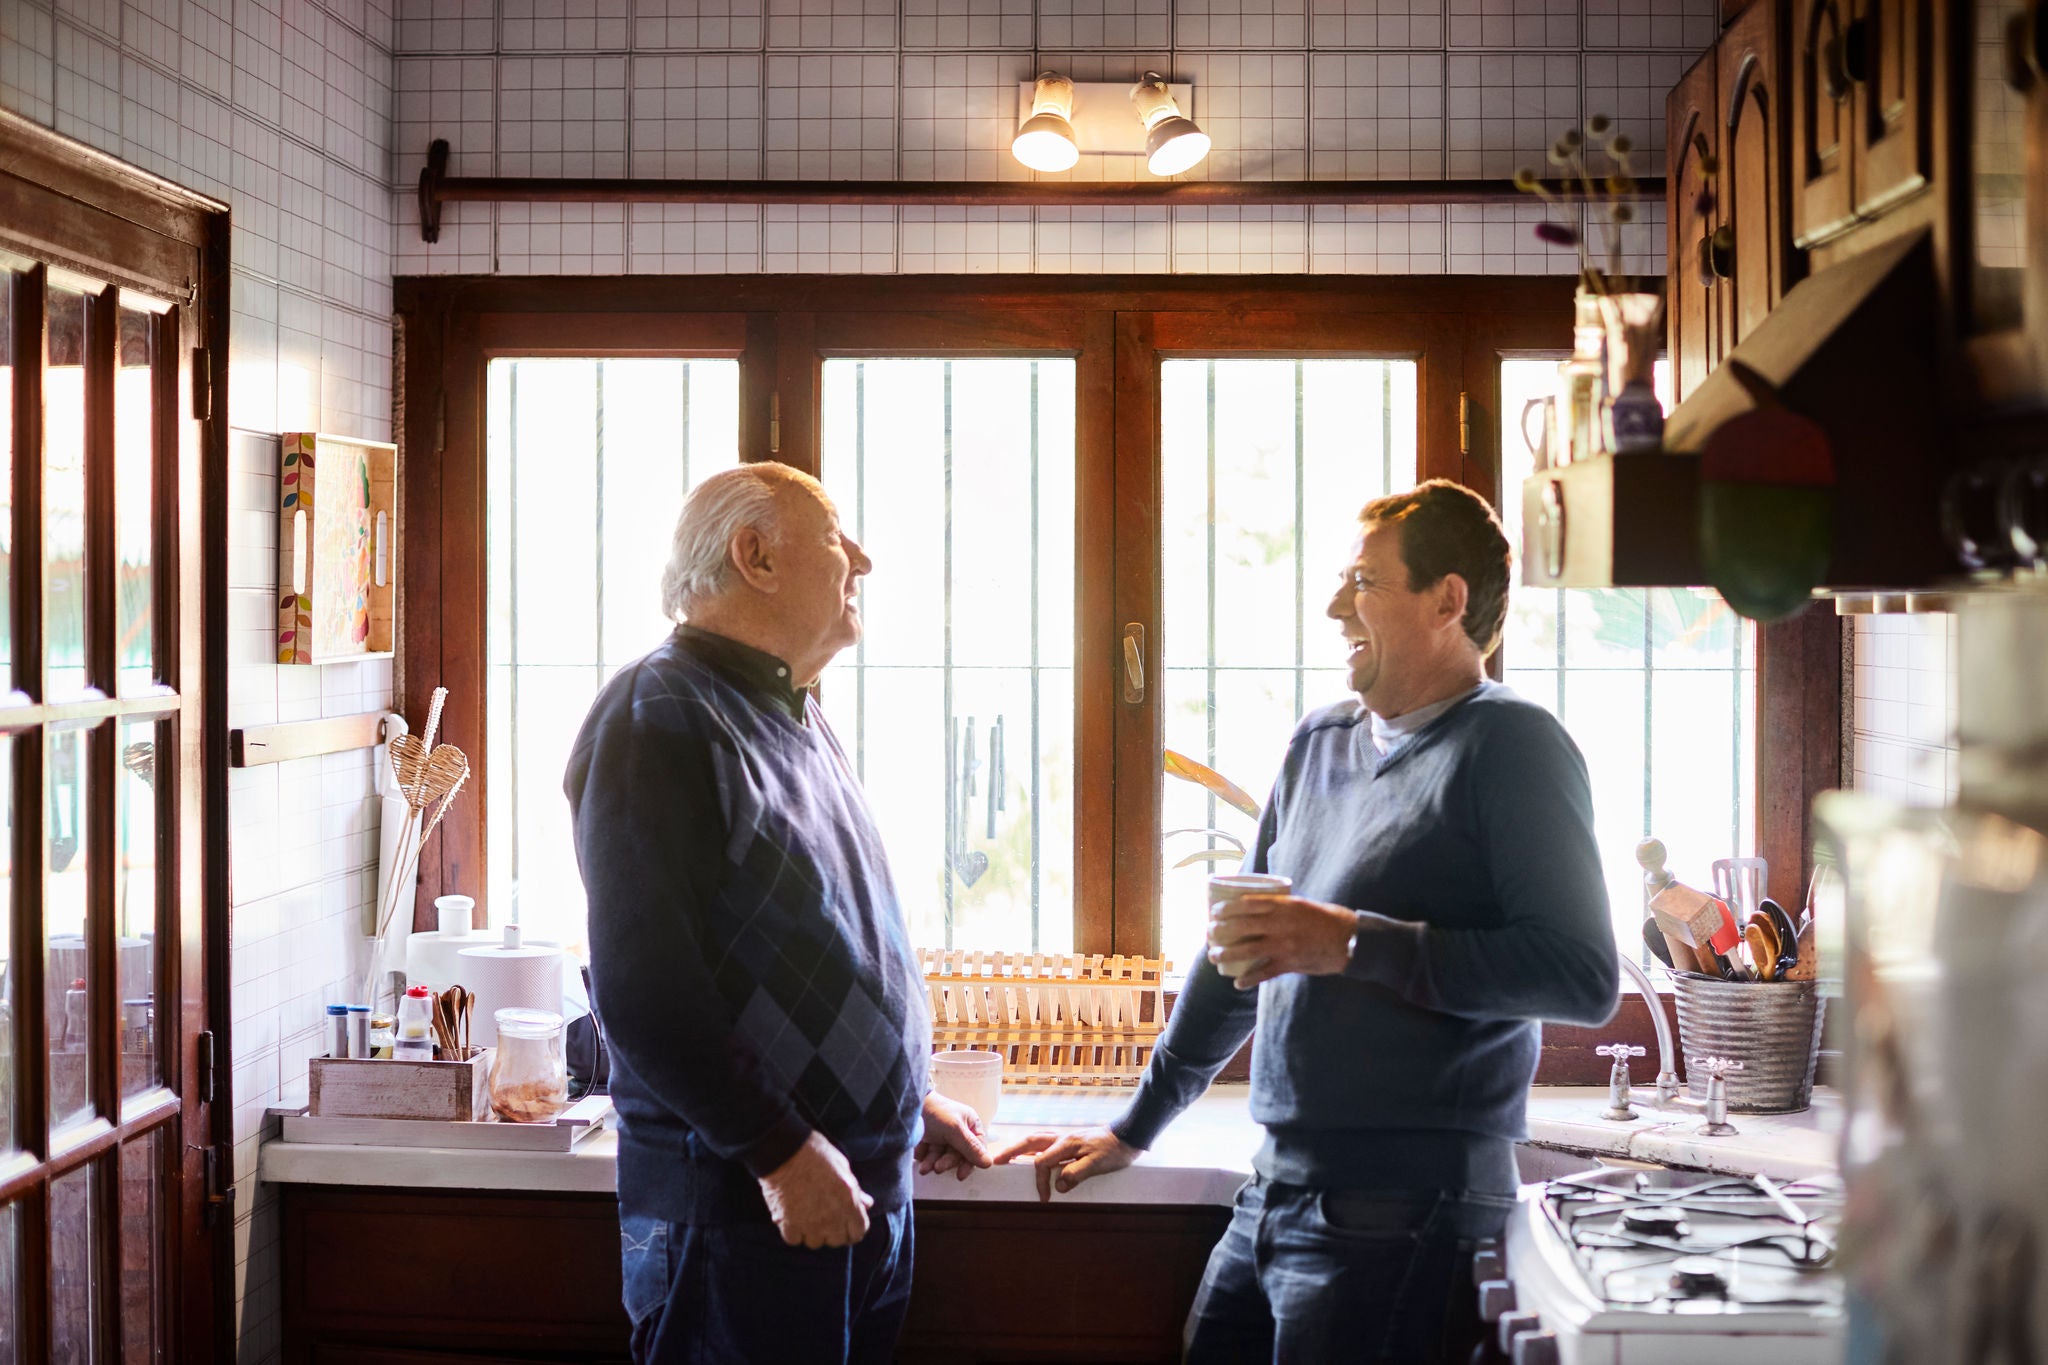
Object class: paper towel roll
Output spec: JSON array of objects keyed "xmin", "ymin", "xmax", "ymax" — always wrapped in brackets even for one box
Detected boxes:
[{"xmin": 457, "ymin": 943, "xmax": 566, "ymax": 1047}]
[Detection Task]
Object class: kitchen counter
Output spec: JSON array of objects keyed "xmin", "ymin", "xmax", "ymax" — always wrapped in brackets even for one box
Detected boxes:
[{"xmin": 259, "ymin": 1083, "xmax": 1840, "ymax": 1201}]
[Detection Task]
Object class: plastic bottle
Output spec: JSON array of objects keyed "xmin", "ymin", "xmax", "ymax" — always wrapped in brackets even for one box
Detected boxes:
[{"xmin": 394, "ymin": 985, "xmax": 434, "ymax": 1060}]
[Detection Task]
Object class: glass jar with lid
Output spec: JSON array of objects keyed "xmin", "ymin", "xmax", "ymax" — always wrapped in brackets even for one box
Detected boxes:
[{"xmin": 488, "ymin": 1007, "xmax": 567, "ymax": 1122}]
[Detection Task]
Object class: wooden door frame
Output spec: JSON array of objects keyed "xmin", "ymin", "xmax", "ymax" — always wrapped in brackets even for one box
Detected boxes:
[
  {"xmin": 0, "ymin": 108, "xmax": 232, "ymax": 1362},
  {"xmin": 394, "ymin": 272, "xmax": 1827, "ymax": 963}
]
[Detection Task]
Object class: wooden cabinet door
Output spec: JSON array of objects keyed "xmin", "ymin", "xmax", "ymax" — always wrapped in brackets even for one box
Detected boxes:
[
  {"xmin": 1792, "ymin": 0, "xmax": 1861, "ymax": 244},
  {"xmin": 1668, "ymin": 48, "xmax": 1723, "ymax": 403},
  {"xmin": 1851, "ymin": 0, "xmax": 1933, "ymax": 214},
  {"xmin": 1721, "ymin": 0, "xmax": 1797, "ymax": 349}
]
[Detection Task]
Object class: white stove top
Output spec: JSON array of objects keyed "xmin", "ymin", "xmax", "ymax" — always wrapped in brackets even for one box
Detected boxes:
[{"xmin": 1504, "ymin": 1168, "xmax": 1846, "ymax": 1365}]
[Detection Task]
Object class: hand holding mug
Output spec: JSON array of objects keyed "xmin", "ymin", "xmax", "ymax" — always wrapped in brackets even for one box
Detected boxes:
[{"xmin": 1206, "ymin": 874, "xmax": 1361, "ymax": 990}]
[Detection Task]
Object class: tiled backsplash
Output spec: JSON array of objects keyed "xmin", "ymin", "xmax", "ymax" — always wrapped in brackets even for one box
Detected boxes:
[
  {"xmin": 390, "ymin": 0, "xmax": 1695, "ymax": 278},
  {"xmin": 1848, "ymin": 613, "xmax": 1960, "ymax": 808}
]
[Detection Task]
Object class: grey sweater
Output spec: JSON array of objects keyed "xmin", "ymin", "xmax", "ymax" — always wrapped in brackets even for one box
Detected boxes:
[{"xmin": 1113, "ymin": 681, "xmax": 1619, "ymax": 1189}]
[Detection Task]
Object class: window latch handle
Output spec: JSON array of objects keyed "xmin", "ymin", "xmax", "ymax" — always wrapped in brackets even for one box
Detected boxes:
[{"xmin": 1122, "ymin": 623, "xmax": 1145, "ymax": 704}]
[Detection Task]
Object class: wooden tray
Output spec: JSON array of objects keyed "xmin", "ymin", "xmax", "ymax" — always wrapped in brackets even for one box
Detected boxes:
[
  {"xmin": 309, "ymin": 1050, "xmax": 492, "ymax": 1122},
  {"xmin": 277, "ymin": 1094, "xmax": 612, "ymax": 1152}
]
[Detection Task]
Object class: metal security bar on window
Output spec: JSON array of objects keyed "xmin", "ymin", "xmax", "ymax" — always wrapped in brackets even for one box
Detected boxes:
[
  {"xmin": 1158, "ymin": 359, "xmax": 1420, "ymax": 960},
  {"xmin": 819, "ymin": 359, "xmax": 1078, "ymax": 956},
  {"xmin": 486, "ymin": 358, "xmax": 741, "ymax": 955}
]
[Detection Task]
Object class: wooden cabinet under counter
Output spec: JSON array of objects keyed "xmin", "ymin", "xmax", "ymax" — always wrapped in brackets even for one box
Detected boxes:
[{"xmin": 277, "ymin": 1184, "xmax": 1229, "ymax": 1364}]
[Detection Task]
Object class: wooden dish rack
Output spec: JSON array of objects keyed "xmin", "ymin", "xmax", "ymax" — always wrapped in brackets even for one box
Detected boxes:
[{"xmin": 919, "ymin": 949, "xmax": 1171, "ymax": 1088}]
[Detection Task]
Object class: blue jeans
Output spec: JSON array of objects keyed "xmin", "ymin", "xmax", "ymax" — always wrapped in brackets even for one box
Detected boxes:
[
  {"xmin": 620, "ymin": 1207, "xmax": 914, "ymax": 1365},
  {"xmin": 1185, "ymin": 1176, "xmax": 1516, "ymax": 1364}
]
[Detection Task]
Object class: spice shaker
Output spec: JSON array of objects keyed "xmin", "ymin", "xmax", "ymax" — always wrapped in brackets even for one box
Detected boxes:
[
  {"xmin": 488, "ymin": 1007, "xmax": 567, "ymax": 1123},
  {"xmin": 394, "ymin": 986, "xmax": 434, "ymax": 1060}
]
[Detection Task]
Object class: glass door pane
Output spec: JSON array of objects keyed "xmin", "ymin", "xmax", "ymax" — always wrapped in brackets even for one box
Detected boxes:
[
  {"xmin": 485, "ymin": 358, "xmax": 741, "ymax": 954},
  {"xmin": 1498, "ymin": 357, "xmax": 1756, "ymax": 948},
  {"xmin": 50, "ymin": 1161, "xmax": 99, "ymax": 1363},
  {"xmin": 117, "ymin": 721, "xmax": 162, "ymax": 1102},
  {"xmin": 45, "ymin": 285, "xmax": 92, "ymax": 701},
  {"xmin": 1156, "ymin": 359, "xmax": 1418, "ymax": 961},
  {"xmin": 0, "ymin": 260, "xmax": 19, "ymax": 682},
  {"xmin": 0, "ymin": 1198, "xmax": 19, "ymax": 1364},
  {"xmin": 818, "ymin": 358, "xmax": 1078, "ymax": 954},
  {"xmin": 113, "ymin": 300, "xmax": 160, "ymax": 696},
  {"xmin": 47, "ymin": 724, "xmax": 95, "ymax": 1135},
  {"xmin": 119, "ymin": 1129, "xmax": 166, "ymax": 1363}
]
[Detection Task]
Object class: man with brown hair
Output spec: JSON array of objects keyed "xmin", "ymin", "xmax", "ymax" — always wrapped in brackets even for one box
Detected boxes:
[{"xmin": 1000, "ymin": 479, "xmax": 1618, "ymax": 1362}]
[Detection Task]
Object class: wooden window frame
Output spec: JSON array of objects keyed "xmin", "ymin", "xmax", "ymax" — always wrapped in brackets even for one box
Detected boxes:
[
  {"xmin": 0, "ymin": 109, "xmax": 232, "ymax": 1360},
  {"xmin": 396, "ymin": 272, "xmax": 1837, "ymax": 979}
]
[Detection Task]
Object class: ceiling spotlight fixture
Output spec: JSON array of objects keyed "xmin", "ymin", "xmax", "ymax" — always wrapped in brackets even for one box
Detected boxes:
[
  {"xmin": 1012, "ymin": 72, "xmax": 1081, "ymax": 173},
  {"xmin": 1130, "ymin": 72, "xmax": 1210, "ymax": 176}
]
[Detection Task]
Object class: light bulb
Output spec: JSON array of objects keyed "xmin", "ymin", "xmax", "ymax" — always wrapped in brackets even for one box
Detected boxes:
[
  {"xmin": 1129, "ymin": 73, "xmax": 1210, "ymax": 176},
  {"xmin": 1013, "ymin": 73, "xmax": 1080, "ymax": 172}
]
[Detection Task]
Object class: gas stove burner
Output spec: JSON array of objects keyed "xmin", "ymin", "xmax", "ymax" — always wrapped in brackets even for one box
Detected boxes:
[
  {"xmin": 1669, "ymin": 1258, "xmax": 1729, "ymax": 1298},
  {"xmin": 1622, "ymin": 1207, "xmax": 1691, "ymax": 1239}
]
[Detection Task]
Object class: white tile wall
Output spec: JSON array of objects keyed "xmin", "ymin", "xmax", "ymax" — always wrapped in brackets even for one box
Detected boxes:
[
  {"xmin": 3, "ymin": 0, "xmax": 394, "ymax": 1357},
  {"xmin": 374, "ymin": 0, "xmax": 1707, "ymax": 276},
  {"xmin": 1848, "ymin": 614, "xmax": 1961, "ymax": 808}
]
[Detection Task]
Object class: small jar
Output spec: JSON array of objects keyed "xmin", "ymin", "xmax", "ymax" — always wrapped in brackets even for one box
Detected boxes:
[
  {"xmin": 369, "ymin": 1014, "xmax": 397, "ymax": 1060},
  {"xmin": 393, "ymin": 987, "xmax": 434, "ymax": 1061},
  {"xmin": 488, "ymin": 1008, "xmax": 567, "ymax": 1123}
]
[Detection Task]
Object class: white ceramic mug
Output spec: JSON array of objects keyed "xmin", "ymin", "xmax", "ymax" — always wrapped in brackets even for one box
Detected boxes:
[
  {"xmin": 1207, "ymin": 873, "xmax": 1293, "ymax": 978},
  {"xmin": 929, "ymin": 1049, "xmax": 1003, "ymax": 1124}
]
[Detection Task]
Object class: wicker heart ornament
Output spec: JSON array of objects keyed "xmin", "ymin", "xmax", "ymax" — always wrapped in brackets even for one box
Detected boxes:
[{"xmin": 365, "ymin": 687, "xmax": 472, "ymax": 1002}]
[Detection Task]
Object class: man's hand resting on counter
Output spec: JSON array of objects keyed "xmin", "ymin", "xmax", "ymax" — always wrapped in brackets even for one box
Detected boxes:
[
  {"xmin": 988, "ymin": 1126, "xmax": 1140, "ymax": 1201},
  {"xmin": 1207, "ymin": 893, "xmax": 1358, "ymax": 990},
  {"xmin": 915, "ymin": 1092, "xmax": 994, "ymax": 1181},
  {"xmin": 759, "ymin": 1131, "xmax": 873, "ymax": 1249}
]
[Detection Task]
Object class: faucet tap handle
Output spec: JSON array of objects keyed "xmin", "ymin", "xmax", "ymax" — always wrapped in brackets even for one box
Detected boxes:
[
  {"xmin": 1599, "ymin": 1042, "xmax": 1648, "ymax": 1120},
  {"xmin": 1690, "ymin": 1056, "xmax": 1743, "ymax": 1136}
]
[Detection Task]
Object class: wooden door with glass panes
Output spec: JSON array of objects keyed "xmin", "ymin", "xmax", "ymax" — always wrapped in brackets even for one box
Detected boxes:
[{"xmin": 0, "ymin": 110, "xmax": 229, "ymax": 1361}]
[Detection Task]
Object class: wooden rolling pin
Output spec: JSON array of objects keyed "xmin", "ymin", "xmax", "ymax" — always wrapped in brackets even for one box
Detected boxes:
[{"xmin": 1637, "ymin": 839, "xmax": 1737, "ymax": 977}]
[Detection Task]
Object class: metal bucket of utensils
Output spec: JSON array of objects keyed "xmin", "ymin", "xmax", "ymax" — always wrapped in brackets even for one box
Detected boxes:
[{"xmin": 1670, "ymin": 972, "xmax": 1825, "ymax": 1113}]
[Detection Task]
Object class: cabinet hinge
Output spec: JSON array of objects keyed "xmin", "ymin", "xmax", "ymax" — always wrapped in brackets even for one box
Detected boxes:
[
  {"xmin": 1458, "ymin": 390, "xmax": 1470, "ymax": 458},
  {"xmin": 197, "ymin": 1028, "xmax": 218, "ymax": 1104},
  {"xmin": 769, "ymin": 391, "xmax": 781, "ymax": 455},
  {"xmin": 191, "ymin": 348, "xmax": 211, "ymax": 421}
]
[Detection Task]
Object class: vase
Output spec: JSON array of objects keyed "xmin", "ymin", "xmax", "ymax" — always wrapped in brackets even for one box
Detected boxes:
[{"xmin": 1597, "ymin": 291, "xmax": 1665, "ymax": 454}]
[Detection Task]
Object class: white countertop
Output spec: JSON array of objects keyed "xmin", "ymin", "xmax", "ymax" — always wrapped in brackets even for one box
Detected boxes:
[{"xmin": 259, "ymin": 1085, "xmax": 1840, "ymax": 1203}]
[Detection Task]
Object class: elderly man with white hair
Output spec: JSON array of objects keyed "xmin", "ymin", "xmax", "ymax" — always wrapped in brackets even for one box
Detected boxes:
[{"xmin": 565, "ymin": 460, "xmax": 991, "ymax": 1365}]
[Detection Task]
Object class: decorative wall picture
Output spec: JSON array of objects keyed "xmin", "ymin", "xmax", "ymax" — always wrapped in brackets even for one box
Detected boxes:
[{"xmin": 278, "ymin": 432, "xmax": 398, "ymax": 664}]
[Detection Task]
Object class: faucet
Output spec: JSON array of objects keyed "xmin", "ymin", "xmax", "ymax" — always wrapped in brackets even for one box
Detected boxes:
[
  {"xmin": 1615, "ymin": 952, "xmax": 1681, "ymax": 1104},
  {"xmin": 1606, "ymin": 951, "xmax": 1737, "ymax": 1136}
]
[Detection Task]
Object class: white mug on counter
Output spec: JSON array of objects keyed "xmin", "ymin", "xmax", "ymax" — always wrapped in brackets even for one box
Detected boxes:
[
  {"xmin": 1207, "ymin": 873, "xmax": 1293, "ymax": 979},
  {"xmin": 929, "ymin": 1049, "xmax": 1003, "ymax": 1123}
]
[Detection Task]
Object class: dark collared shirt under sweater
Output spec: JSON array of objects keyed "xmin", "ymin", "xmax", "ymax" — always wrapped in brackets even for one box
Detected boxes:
[{"xmin": 566, "ymin": 625, "xmax": 930, "ymax": 1226}]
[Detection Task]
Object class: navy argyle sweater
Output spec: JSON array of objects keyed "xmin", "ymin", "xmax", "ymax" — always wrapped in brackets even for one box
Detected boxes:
[{"xmin": 566, "ymin": 629, "xmax": 930, "ymax": 1226}]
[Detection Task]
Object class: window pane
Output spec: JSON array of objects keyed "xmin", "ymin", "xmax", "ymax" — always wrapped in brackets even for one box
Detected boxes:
[
  {"xmin": 48, "ymin": 725, "xmax": 95, "ymax": 1135},
  {"xmin": 118, "ymin": 721, "xmax": 161, "ymax": 1101},
  {"xmin": 114, "ymin": 303, "xmax": 157, "ymax": 695},
  {"xmin": 119, "ymin": 1128, "xmax": 166, "ymax": 1364},
  {"xmin": 46, "ymin": 286, "xmax": 91, "ymax": 699},
  {"xmin": 1158, "ymin": 359, "xmax": 1419, "ymax": 963},
  {"xmin": 818, "ymin": 359, "xmax": 1078, "ymax": 954},
  {"xmin": 50, "ymin": 1161, "xmax": 99, "ymax": 1364},
  {"xmin": 1499, "ymin": 357, "xmax": 1756, "ymax": 955},
  {"xmin": 0, "ymin": 1198, "xmax": 18, "ymax": 1365},
  {"xmin": 486, "ymin": 358, "xmax": 740, "ymax": 954}
]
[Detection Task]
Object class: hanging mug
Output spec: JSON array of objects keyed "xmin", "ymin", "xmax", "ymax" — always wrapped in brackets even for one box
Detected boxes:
[{"xmin": 1520, "ymin": 395, "xmax": 1556, "ymax": 472}]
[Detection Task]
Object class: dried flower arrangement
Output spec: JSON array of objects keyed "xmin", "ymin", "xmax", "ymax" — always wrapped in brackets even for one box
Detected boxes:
[{"xmin": 1514, "ymin": 114, "xmax": 1648, "ymax": 297}]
